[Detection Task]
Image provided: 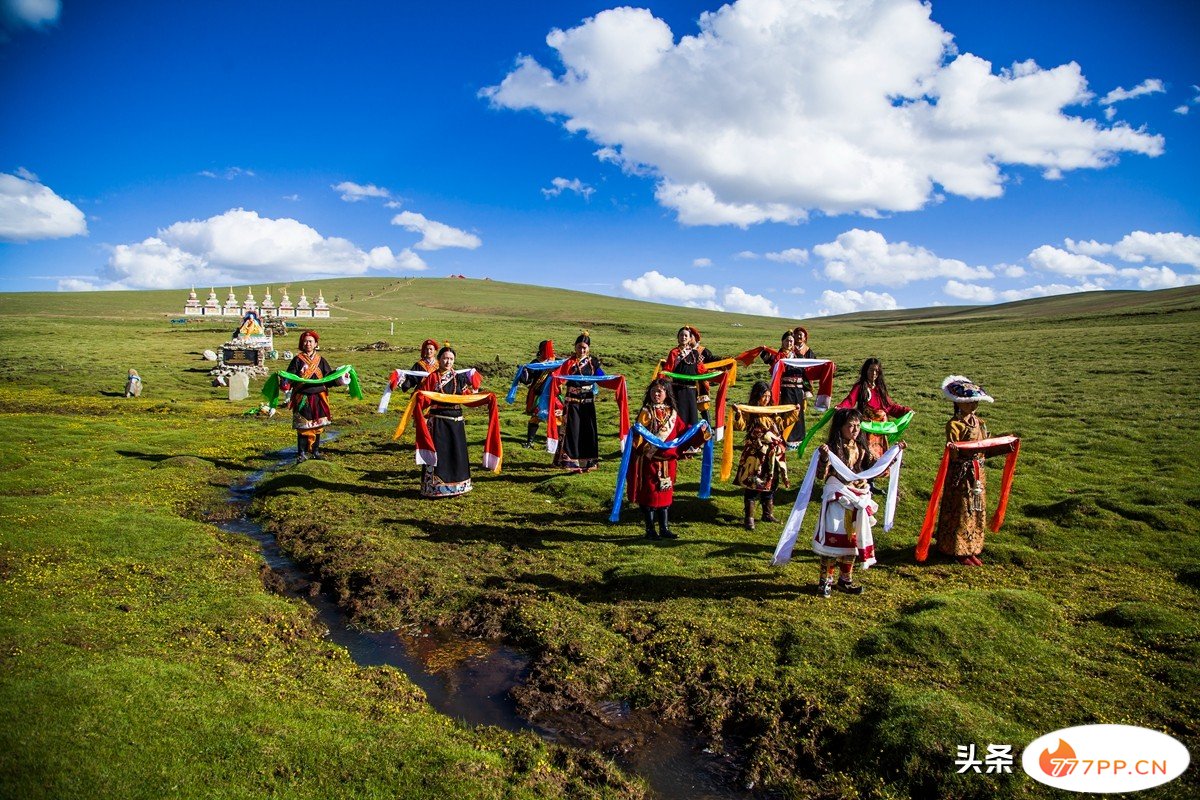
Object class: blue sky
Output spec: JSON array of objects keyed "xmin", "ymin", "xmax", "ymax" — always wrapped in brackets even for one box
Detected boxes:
[{"xmin": 1, "ymin": 0, "xmax": 1197, "ymax": 317}]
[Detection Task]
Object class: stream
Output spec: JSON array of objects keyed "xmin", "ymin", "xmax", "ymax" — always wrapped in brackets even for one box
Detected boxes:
[{"xmin": 220, "ymin": 446, "xmax": 754, "ymax": 799}]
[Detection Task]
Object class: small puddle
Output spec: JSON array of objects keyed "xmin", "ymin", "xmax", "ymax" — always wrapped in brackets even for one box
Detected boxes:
[{"xmin": 221, "ymin": 444, "xmax": 753, "ymax": 800}]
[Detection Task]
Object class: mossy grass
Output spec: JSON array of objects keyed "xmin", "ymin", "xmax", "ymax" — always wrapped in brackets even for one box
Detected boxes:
[{"xmin": 3, "ymin": 278, "xmax": 1200, "ymax": 798}]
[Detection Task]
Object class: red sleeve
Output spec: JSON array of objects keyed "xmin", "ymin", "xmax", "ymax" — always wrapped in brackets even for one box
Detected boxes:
[
  {"xmin": 663, "ymin": 348, "xmax": 679, "ymax": 372},
  {"xmin": 883, "ymin": 396, "xmax": 911, "ymax": 416},
  {"xmin": 836, "ymin": 384, "xmax": 860, "ymax": 409}
]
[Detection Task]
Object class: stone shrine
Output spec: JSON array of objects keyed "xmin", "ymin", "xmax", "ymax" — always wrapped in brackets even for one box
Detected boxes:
[{"xmin": 210, "ymin": 310, "xmax": 275, "ymax": 384}]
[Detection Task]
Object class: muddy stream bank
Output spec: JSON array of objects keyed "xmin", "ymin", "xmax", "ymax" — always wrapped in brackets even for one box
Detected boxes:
[{"xmin": 222, "ymin": 446, "xmax": 754, "ymax": 800}]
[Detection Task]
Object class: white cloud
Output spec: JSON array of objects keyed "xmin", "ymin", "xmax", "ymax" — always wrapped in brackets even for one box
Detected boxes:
[
  {"xmin": 200, "ymin": 166, "xmax": 255, "ymax": 180},
  {"xmin": 692, "ymin": 257, "xmax": 712, "ymax": 267},
  {"xmin": 621, "ymin": 270, "xmax": 716, "ymax": 303},
  {"xmin": 281, "ymin": 194, "xmax": 300, "ymax": 202},
  {"xmin": 484, "ymin": 0, "xmax": 1163, "ymax": 226},
  {"xmin": 997, "ymin": 281, "xmax": 1105, "ymax": 302},
  {"xmin": 734, "ymin": 250, "xmax": 759, "ymax": 260},
  {"xmin": 765, "ymin": 247, "xmax": 809, "ymax": 265},
  {"xmin": 391, "ymin": 211, "xmax": 482, "ymax": 251},
  {"xmin": 943, "ymin": 280, "xmax": 995, "ymax": 302},
  {"xmin": 0, "ymin": 171, "xmax": 87, "ymax": 242},
  {"xmin": 1117, "ymin": 266, "xmax": 1200, "ymax": 290},
  {"xmin": 1063, "ymin": 237, "xmax": 1112, "ymax": 257},
  {"xmin": 2, "ymin": 0, "xmax": 60, "ymax": 31},
  {"xmin": 1027, "ymin": 245, "xmax": 1116, "ymax": 276},
  {"xmin": 58, "ymin": 208, "xmax": 425, "ymax": 291},
  {"xmin": 722, "ymin": 286, "xmax": 780, "ymax": 316},
  {"xmin": 334, "ymin": 181, "xmax": 391, "ymax": 202},
  {"xmin": 1002, "ymin": 264, "xmax": 1026, "ymax": 278},
  {"xmin": 813, "ymin": 229, "xmax": 992, "ymax": 286},
  {"xmin": 1176, "ymin": 105, "xmax": 1190, "ymax": 115},
  {"xmin": 1110, "ymin": 231, "xmax": 1200, "ymax": 268},
  {"xmin": 817, "ymin": 289, "xmax": 898, "ymax": 316},
  {"xmin": 1065, "ymin": 231, "xmax": 1200, "ymax": 268},
  {"xmin": 1100, "ymin": 79, "xmax": 1165, "ymax": 106},
  {"xmin": 57, "ymin": 278, "xmax": 103, "ymax": 292},
  {"xmin": 542, "ymin": 176, "xmax": 595, "ymax": 199}
]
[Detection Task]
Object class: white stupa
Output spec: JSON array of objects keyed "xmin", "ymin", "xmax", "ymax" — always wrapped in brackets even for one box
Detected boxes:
[
  {"xmin": 296, "ymin": 288, "xmax": 312, "ymax": 318},
  {"xmin": 313, "ymin": 289, "xmax": 330, "ymax": 318},
  {"xmin": 184, "ymin": 286, "xmax": 202, "ymax": 315},
  {"xmin": 203, "ymin": 288, "xmax": 221, "ymax": 315},
  {"xmin": 242, "ymin": 287, "xmax": 258, "ymax": 313},
  {"xmin": 277, "ymin": 287, "xmax": 294, "ymax": 317},
  {"xmin": 222, "ymin": 287, "xmax": 241, "ymax": 316},
  {"xmin": 260, "ymin": 287, "xmax": 276, "ymax": 314}
]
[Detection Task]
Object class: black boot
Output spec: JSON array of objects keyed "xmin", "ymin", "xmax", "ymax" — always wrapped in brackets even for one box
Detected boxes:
[
  {"xmin": 641, "ymin": 506, "xmax": 658, "ymax": 539},
  {"xmin": 743, "ymin": 493, "xmax": 756, "ymax": 531},
  {"xmin": 310, "ymin": 433, "xmax": 323, "ymax": 460},
  {"xmin": 762, "ymin": 492, "xmax": 778, "ymax": 522},
  {"xmin": 296, "ymin": 433, "xmax": 308, "ymax": 462},
  {"xmin": 524, "ymin": 422, "xmax": 538, "ymax": 449},
  {"xmin": 657, "ymin": 507, "xmax": 678, "ymax": 539}
]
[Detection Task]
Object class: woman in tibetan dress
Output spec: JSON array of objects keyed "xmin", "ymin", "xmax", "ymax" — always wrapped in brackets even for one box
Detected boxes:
[
  {"xmin": 553, "ymin": 332, "xmax": 604, "ymax": 472},
  {"xmin": 837, "ymin": 358, "xmax": 910, "ymax": 464},
  {"xmin": 811, "ymin": 408, "xmax": 877, "ymax": 597},
  {"xmin": 282, "ymin": 329, "xmax": 342, "ymax": 461},
  {"xmin": 760, "ymin": 326, "xmax": 816, "ymax": 448},
  {"xmin": 518, "ymin": 339, "xmax": 556, "ymax": 448},
  {"xmin": 399, "ymin": 338, "xmax": 440, "ymax": 391},
  {"xmin": 934, "ymin": 376, "xmax": 993, "ymax": 565},
  {"xmin": 663, "ymin": 326, "xmax": 707, "ymax": 452},
  {"xmin": 734, "ymin": 381, "xmax": 800, "ymax": 530},
  {"xmin": 419, "ymin": 346, "xmax": 477, "ymax": 498},
  {"xmin": 627, "ymin": 378, "xmax": 691, "ymax": 539}
]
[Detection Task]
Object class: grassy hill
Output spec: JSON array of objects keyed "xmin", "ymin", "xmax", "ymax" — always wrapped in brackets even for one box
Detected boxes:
[{"xmin": 1, "ymin": 278, "xmax": 1197, "ymax": 799}]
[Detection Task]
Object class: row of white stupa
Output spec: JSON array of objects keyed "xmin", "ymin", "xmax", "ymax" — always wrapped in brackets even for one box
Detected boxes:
[{"xmin": 183, "ymin": 287, "xmax": 330, "ymax": 318}]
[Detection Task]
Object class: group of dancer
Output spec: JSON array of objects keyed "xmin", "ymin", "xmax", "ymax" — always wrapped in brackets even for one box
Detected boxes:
[{"xmin": 265, "ymin": 325, "xmax": 1017, "ymax": 597}]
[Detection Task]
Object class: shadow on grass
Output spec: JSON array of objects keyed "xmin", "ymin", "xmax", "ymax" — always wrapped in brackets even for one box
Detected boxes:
[
  {"xmin": 383, "ymin": 512, "xmax": 623, "ymax": 549},
  {"xmin": 116, "ymin": 449, "xmax": 269, "ymax": 471},
  {"xmin": 379, "ymin": 510, "xmax": 774, "ymax": 555},
  {"xmin": 259, "ymin": 472, "xmax": 419, "ymax": 501},
  {"xmin": 495, "ymin": 568, "xmax": 803, "ymax": 603}
]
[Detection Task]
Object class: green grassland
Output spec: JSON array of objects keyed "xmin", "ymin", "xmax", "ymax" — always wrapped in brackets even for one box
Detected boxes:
[{"xmin": 2, "ymin": 278, "xmax": 1199, "ymax": 799}]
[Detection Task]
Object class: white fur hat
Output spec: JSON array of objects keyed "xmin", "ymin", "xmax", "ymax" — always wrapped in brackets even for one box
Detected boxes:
[{"xmin": 941, "ymin": 375, "xmax": 994, "ymax": 403}]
